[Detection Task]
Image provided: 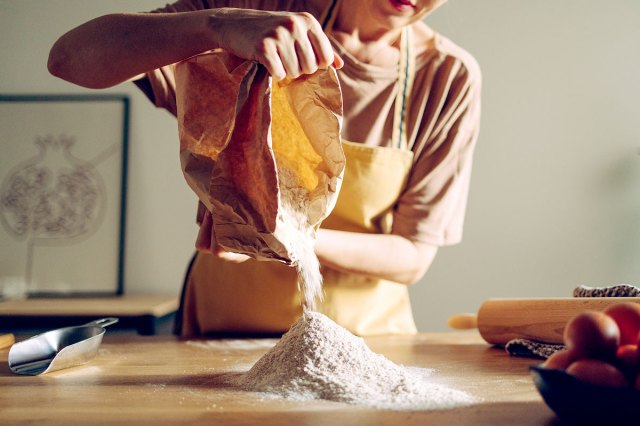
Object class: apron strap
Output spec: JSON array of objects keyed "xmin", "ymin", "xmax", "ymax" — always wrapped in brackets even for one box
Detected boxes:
[
  {"xmin": 319, "ymin": 0, "xmax": 340, "ymax": 30},
  {"xmin": 392, "ymin": 26, "xmax": 414, "ymax": 151},
  {"xmin": 320, "ymin": 0, "xmax": 415, "ymax": 150}
]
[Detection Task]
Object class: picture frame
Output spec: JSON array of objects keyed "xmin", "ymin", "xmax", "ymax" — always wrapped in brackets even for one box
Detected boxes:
[{"xmin": 0, "ymin": 94, "xmax": 129, "ymax": 297}]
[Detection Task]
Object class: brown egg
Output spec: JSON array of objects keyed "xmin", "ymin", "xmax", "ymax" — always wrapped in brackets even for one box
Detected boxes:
[
  {"xmin": 563, "ymin": 311, "xmax": 620, "ymax": 360},
  {"xmin": 615, "ymin": 344, "xmax": 639, "ymax": 366},
  {"xmin": 615, "ymin": 344, "xmax": 639, "ymax": 381},
  {"xmin": 566, "ymin": 359, "xmax": 628, "ymax": 388},
  {"xmin": 543, "ymin": 349, "xmax": 575, "ymax": 370},
  {"xmin": 604, "ymin": 302, "xmax": 640, "ymax": 345}
]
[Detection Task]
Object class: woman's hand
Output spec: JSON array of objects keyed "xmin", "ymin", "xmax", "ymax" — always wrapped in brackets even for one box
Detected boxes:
[
  {"xmin": 195, "ymin": 209, "xmax": 251, "ymax": 263},
  {"xmin": 211, "ymin": 8, "xmax": 343, "ymax": 81}
]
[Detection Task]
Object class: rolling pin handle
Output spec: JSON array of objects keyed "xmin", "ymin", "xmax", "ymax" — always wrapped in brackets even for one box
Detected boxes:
[
  {"xmin": 447, "ymin": 313, "xmax": 478, "ymax": 330},
  {"xmin": 0, "ymin": 333, "xmax": 16, "ymax": 350}
]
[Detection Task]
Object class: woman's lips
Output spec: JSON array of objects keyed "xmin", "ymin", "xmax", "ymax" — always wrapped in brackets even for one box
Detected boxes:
[{"xmin": 388, "ymin": 0, "xmax": 417, "ymax": 13}]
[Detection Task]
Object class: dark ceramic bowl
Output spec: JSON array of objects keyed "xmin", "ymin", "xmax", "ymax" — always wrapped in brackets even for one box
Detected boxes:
[{"xmin": 530, "ymin": 364, "xmax": 640, "ymax": 425}]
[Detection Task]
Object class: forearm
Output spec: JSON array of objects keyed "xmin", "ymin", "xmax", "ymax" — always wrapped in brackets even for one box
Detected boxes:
[
  {"xmin": 48, "ymin": 11, "xmax": 216, "ymax": 89},
  {"xmin": 48, "ymin": 8, "xmax": 339, "ymax": 89},
  {"xmin": 315, "ymin": 228, "xmax": 437, "ymax": 285}
]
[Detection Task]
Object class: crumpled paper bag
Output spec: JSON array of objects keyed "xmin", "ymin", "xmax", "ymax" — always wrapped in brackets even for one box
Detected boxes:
[{"xmin": 175, "ymin": 51, "xmax": 344, "ymax": 264}]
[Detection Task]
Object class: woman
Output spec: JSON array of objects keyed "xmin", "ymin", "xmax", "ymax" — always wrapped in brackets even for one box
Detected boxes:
[{"xmin": 48, "ymin": 0, "xmax": 481, "ymax": 336}]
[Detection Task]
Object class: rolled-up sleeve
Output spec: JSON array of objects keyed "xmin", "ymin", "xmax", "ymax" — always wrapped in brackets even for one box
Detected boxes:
[
  {"xmin": 132, "ymin": 0, "xmax": 206, "ymax": 116},
  {"xmin": 392, "ymin": 52, "xmax": 481, "ymax": 246},
  {"xmin": 133, "ymin": 0, "xmax": 305, "ymax": 116}
]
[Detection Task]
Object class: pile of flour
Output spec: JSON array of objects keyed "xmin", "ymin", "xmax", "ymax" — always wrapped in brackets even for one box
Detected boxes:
[
  {"xmin": 260, "ymin": 159, "xmax": 473, "ymax": 410},
  {"xmin": 232, "ymin": 312, "xmax": 475, "ymax": 410}
]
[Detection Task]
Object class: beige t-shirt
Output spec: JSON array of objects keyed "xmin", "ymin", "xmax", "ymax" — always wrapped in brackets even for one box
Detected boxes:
[{"xmin": 136, "ymin": 0, "xmax": 481, "ymax": 246}]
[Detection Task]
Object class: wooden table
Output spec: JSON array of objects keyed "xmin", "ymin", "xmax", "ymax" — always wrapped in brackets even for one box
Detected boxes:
[
  {"xmin": 0, "ymin": 295, "xmax": 179, "ymax": 335},
  {"xmin": 0, "ymin": 332, "xmax": 559, "ymax": 425}
]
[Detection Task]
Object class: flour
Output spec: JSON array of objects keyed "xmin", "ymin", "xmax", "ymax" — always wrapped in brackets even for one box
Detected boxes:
[
  {"xmin": 276, "ymin": 168, "xmax": 323, "ymax": 311},
  {"xmin": 232, "ymin": 312, "xmax": 476, "ymax": 410}
]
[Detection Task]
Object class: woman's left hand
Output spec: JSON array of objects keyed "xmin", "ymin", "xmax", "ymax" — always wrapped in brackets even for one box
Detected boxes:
[{"xmin": 195, "ymin": 209, "xmax": 251, "ymax": 263}]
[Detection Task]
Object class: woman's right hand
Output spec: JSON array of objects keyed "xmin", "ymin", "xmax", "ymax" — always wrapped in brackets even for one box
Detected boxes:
[{"xmin": 210, "ymin": 8, "xmax": 343, "ymax": 81}]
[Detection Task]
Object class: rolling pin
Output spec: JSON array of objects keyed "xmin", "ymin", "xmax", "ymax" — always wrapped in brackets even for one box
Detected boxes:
[{"xmin": 448, "ymin": 297, "xmax": 640, "ymax": 345}]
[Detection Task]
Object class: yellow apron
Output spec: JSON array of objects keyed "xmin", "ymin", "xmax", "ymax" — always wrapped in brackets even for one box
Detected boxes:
[{"xmin": 177, "ymin": 0, "xmax": 418, "ymax": 336}]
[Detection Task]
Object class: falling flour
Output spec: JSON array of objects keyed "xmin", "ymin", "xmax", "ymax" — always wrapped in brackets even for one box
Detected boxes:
[
  {"xmin": 275, "ymin": 167, "xmax": 323, "ymax": 311},
  {"xmin": 231, "ymin": 312, "xmax": 476, "ymax": 410}
]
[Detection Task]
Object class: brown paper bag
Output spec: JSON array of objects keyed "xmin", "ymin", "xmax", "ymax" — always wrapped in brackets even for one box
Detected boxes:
[{"xmin": 175, "ymin": 51, "xmax": 344, "ymax": 264}]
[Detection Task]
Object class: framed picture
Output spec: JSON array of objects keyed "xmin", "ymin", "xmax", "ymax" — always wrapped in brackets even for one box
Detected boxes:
[{"xmin": 0, "ymin": 94, "xmax": 129, "ymax": 297}]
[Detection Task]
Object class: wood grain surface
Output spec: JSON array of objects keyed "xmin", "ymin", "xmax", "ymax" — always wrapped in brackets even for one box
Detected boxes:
[
  {"xmin": 0, "ymin": 333, "xmax": 559, "ymax": 425},
  {"xmin": 0, "ymin": 295, "xmax": 179, "ymax": 317}
]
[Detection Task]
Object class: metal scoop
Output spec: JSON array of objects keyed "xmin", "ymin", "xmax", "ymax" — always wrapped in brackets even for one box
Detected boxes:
[{"xmin": 8, "ymin": 317, "xmax": 118, "ymax": 375}]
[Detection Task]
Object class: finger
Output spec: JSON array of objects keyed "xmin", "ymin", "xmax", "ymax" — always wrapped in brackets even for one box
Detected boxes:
[
  {"xmin": 277, "ymin": 38, "xmax": 302, "ymax": 79},
  {"xmin": 209, "ymin": 221, "xmax": 218, "ymax": 253},
  {"xmin": 195, "ymin": 210, "xmax": 213, "ymax": 253},
  {"xmin": 259, "ymin": 39, "xmax": 287, "ymax": 81},
  {"xmin": 308, "ymin": 29, "xmax": 335, "ymax": 69},
  {"xmin": 332, "ymin": 52, "xmax": 344, "ymax": 70},
  {"xmin": 218, "ymin": 252, "xmax": 251, "ymax": 263},
  {"xmin": 295, "ymin": 38, "xmax": 318, "ymax": 75},
  {"xmin": 212, "ymin": 242, "xmax": 225, "ymax": 256}
]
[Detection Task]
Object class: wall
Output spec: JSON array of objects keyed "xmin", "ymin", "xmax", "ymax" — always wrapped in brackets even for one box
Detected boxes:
[
  {"xmin": 1, "ymin": 0, "xmax": 198, "ymax": 300},
  {"xmin": 413, "ymin": 0, "xmax": 640, "ymax": 329},
  {"xmin": 1, "ymin": 1, "xmax": 639, "ymax": 331}
]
